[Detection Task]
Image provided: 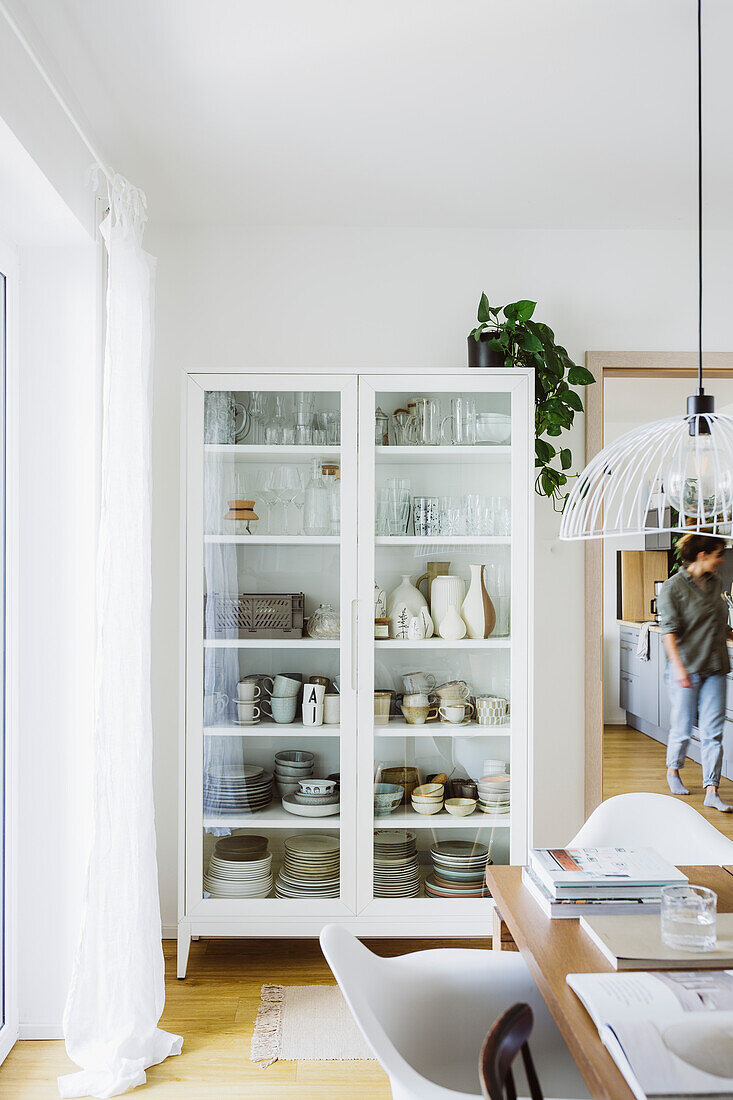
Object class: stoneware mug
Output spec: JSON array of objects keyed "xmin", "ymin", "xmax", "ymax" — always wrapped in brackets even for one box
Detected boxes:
[
  {"xmin": 374, "ymin": 690, "xmax": 393, "ymax": 725},
  {"xmin": 269, "ymin": 674, "xmax": 301, "ymax": 698},
  {"xmin": 235, "ymin": 701, "xmax": 261, "ymax": 724},
  {"xmin": 265, "ymin": 695, "xmax": 298, "ymax": 723},
  {"xmin": 401, "ymin": 703, "xmax": 438, "ymax": 725},
  {"xmin": 402, "ymin": 671, "xmax": 437, "ymax": 694},
  {"xmin": 236, "ymin": 680, "xmax": 260, "ymax": 702},
  {"xmin": 323, "ymin": 694, "xmax": 340, "ymax": 724},
  {"xmin": 302, "ymin": 701, "xmax": 324, "ymax": 727},
  {"xmin": 303, "ymin": 682, "xmax": 326, "ymax": 705}
]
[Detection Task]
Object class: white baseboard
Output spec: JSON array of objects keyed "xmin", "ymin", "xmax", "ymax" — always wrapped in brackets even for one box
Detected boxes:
[
  {"xmin": 163, "ymin": 925, "xmax": 178, "ymax": 939},
  {"xmin": 19, "ymin": 1023, "xmax": 64, "ymax": 1040}
]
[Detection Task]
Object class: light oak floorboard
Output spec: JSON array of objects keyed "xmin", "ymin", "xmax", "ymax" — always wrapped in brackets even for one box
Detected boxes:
[
  {"xmin": 0, "ymin": 937, "xmax": 485, "ymax": 1097},
  {"xmin": 603, "ymin": 724, "xmax": 733, "ymax": 841}
]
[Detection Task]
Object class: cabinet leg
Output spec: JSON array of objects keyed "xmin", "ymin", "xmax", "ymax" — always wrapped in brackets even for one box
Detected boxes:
[{"xmin": 177, "ymin": 922, "xmax": 192, "ymax": 979}]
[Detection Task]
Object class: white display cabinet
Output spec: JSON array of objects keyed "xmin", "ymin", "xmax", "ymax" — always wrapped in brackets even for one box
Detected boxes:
[{"xmin": 178, "ymin": 370, "xmax": 533, "ymax": 976}]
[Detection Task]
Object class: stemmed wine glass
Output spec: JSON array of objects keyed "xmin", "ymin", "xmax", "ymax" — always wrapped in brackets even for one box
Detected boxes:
[{"xmin": 274, "ymin": 465, "xmax": 304, "ymax": 535}]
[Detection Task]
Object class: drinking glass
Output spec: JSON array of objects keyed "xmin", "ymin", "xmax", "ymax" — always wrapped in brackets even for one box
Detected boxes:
[
  {"xmin": 494, "ymin": 496, "xmax": 511, "ymax": 535},
  {"xmin": 325, "ymin": 411, "xmax": 340, "ymax": 445},
  {"xmin": 387, "ymin": 499, "xmax": 411, "ymax": 535},
  {"xmin": 661, "ymin": 885, "xmax": 717, "ymax": 950},
  {"xmin": 375, "ymin": 491, "xmax": 390, "ymax": 535},
  {"xmin": 439, "ymin": 496, "xmax": 464, "ymax": 536},
  {"xmin": 465, "ymin": 493, "xmax": 482, "ymax": 536},
  {"xmin": 441, "ymin": 397, "xmax": 477, "ymax": 445},
  {"xmin": 413, "ymin": 496, "xmax": 440, "ymax": 536},
  {"xmin": 272, "ymin": 466, "xmax": 303, "ymax": 534},
  {"xmin": 295, "ymin": 423, "xmax": 313, "ymax": 445}
]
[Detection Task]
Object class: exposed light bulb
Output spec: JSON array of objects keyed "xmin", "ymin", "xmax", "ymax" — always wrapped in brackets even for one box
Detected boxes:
[{"xmin": 666, "ymin": 428, "xmax": 733, "ymax": 521}]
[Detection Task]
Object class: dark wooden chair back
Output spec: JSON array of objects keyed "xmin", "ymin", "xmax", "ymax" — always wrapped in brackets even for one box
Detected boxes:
[{"xmin": 479, "ymin": 1003, "xmax": 543, "ymax": 1100}]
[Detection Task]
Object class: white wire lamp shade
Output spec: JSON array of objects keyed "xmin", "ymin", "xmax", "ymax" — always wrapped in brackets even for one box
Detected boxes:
[{"xmin": 559, "ymin": 410, "xmax": 733, "ymax": 540}]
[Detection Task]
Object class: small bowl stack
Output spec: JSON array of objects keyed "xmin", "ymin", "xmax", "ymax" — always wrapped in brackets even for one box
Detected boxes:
[
  {"xmin": 411, "ymin": 782, "xmax": 444, "ymax": 816},
  {"xmin": 282, "ymin": 777, "xmax": 340, "ymax": 818},
  {"xmin": 204, "ymin": 834, "xmax": 273, "ymax": 898},
  {"xmin": 477, "ymin": 774, "xmax": 510, "ymax": 816},
  {"xmin": 374, "ymin": 783, "xmax": 403, "ymax": 817},
  {"xmin": 274, "ymin": 749, "xmax": 315, "ymax": 800}
]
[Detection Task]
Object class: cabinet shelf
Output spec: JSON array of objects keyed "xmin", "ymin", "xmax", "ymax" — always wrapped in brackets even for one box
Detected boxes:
[
  {"xmin": 205, "ymin": 444, "xmax": 340, "ymax": 460},
  {"xmin": 375, "ymin": 809, "xmax": 510, "ymax": 829},
  {"xmin": 204, "ymin": 721, "xmax": 342, "ymax": 737},
  {"xmin": 376, "ymin": 445, "xmax": 510, "ymax": 465},
  {"xmin": 205, "ymin": 535, "xmax": 340, "ymax": 546},
  {"xmin": 375, "ymin": 536, "xmax": 510, "ymax": 546},
  {"xmin": 203, "ymin": 804, "xmax": 340, "ymax": 829},
  {"xmin": 374, "ymin": 638, "xmax": 510, "ymax": 650},
  {"xmin": 376, "ymin": 720, "xmax": 510, "ymax": 737},
  {"xmin": 204, "ymin": 638, "xmax": 339, "ymax": 649}
]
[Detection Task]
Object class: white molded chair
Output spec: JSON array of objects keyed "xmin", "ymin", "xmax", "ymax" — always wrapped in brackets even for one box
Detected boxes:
[
  {"xmin": 568, "ymin": 792, "xmax": 733, "ymax": 864},
  {"xmin": 320, "ymin": 924, "xmax": 589, "ymax": 1100}
]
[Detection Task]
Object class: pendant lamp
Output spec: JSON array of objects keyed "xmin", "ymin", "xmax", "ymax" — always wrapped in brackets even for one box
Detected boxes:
[{"xmin": 559, "ymin": 0, "xmax": 733, "ymax": 541}]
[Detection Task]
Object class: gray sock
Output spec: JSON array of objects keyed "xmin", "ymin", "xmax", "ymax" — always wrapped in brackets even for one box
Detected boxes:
[
  {"xmin": 667, "ymin": 772, "xmax": 690, "ymax": 796},
  {"xmin": 704, "ymin": 789, "xmax": 733, "ymax": 812}
]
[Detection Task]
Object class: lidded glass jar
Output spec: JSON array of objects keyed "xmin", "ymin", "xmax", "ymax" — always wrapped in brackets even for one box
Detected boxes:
[{"xmin": 307, "ymin": 603, "xmax": 340, "ymax": 639}]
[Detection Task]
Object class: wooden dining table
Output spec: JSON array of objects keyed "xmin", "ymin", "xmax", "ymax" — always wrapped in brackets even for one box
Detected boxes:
[{"xmin": 485, "ymin": 864, "xmax": 733, "ymax": 1100}]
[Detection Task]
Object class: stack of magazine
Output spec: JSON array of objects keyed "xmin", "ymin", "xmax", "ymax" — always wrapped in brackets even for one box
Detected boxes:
[{"xmin": 523, "ymin": 847, "xmax": 688, "ymax": 918}]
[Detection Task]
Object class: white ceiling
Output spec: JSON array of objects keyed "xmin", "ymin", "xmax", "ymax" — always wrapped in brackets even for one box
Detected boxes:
[{"xmin": 10, "ymin": 0, "xmax": 733, "ymax": 228}]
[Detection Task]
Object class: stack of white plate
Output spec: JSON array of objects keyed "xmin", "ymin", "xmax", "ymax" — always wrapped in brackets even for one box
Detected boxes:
[
  {"xmin": 425, "ymin": 840, "xmax": 491, "ymax": 899},
  {"xmin": 203, "ymin": 834, "xmax": 273, "ymax": 898},
  {"xmin": 203, "ymin": 764, "xmax": 273, "ymax": 816},
  {"xmin": 476, "ymin": 774, "xmax": 510, "ymax": 815},
  {"xmin": 274, "ymin": 750, "xmax": 315, "ymax": 800},
  {"xmin": 275, "ymin": 834, "xmax": 340, "ymax": 898},
  {"xmin": 373, "ymin": 829, "xmax": 420, "ymax": 897}
]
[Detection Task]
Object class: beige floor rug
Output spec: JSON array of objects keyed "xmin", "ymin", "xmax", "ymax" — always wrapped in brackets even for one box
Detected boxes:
[{"xmin": 250, "ymin": 983, "xmax": 376, "ymax": 1066}]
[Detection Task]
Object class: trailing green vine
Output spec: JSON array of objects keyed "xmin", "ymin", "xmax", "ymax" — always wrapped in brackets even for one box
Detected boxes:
[{"xmin": 470, "ymin": 294, "xmax": 596, "ymax": 508}]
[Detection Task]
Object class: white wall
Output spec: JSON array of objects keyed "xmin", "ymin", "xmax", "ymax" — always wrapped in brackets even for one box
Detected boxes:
[{"xmin": 147, "ymin": 223, "xmax": 733, "ymax": 931}]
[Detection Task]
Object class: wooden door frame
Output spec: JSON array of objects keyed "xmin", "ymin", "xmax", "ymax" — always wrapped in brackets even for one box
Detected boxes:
[{"xmin": 583, "ymin": 351, "xmax": 733, "ymax": 817}]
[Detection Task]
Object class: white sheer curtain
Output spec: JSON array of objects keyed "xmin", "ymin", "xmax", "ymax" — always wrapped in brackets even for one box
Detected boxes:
[{"xmin": 59, "ymin": 175, "xmax": 182, "ymax": 1098}]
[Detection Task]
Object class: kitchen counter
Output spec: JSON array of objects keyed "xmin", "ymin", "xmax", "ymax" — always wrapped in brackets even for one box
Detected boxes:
[{"xmin": 617, "ymin": 619, "xmax": 733, "ymax": 647}]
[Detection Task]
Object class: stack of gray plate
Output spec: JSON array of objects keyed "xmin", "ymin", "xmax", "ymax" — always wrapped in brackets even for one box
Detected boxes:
[
  {"xmin": 203, "ymin": 764, "xmax": 273, "ymax": 816},
  {"xmin": 275, "ymin": 834, "xmax": 340, "ymax": 898},
  {"xmin": 425, "ymin": 840, "xmax": 491, "ymax": 899},
  {"xmin": 373, "ymin": 829, "xmax": 420, "ymax": 897}
]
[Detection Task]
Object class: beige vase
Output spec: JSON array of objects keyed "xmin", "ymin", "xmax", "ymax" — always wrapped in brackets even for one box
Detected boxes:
[{"xmin": 461, "ymin": 564, "xmax": 496, "ymax": 640}]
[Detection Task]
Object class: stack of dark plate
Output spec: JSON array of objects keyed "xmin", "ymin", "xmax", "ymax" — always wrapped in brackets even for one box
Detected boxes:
[
  {"xmin": 203, "ymin": 764, "xmax": 273, "ymax": 816},
  {"xmin": 275, "ymin": 834, "xmax": 340, "ymax": 898},
  {"xmin": 373, "ymin": 829, "xmax": 420, "ymax": 897},
  {"xmin": 204, "ymin": 834, "xmax": 273, "ymax": 898},
  {"xmin": 425, "ymin": 839, "xmax": 491, "ymax": 898}
]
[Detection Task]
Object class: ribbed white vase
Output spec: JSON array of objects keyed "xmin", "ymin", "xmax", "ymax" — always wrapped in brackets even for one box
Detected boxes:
[{"xmin": 430, "ymin": 574, "xmax": 465, "ymax": 637}]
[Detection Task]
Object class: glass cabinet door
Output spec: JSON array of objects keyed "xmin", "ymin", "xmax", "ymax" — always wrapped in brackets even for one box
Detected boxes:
[
  {"xmin": 186, "ymin": 375, "xmax": 357, "ymax": 918},
  {"xmin": 357, "ymin": 374, "xmax": 531, "ymax": 914}
]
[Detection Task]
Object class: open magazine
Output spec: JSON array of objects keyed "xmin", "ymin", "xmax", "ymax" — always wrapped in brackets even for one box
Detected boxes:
[{"xmin": 568, "ymin": 971, "xmax": 733, "ymax": 1099}]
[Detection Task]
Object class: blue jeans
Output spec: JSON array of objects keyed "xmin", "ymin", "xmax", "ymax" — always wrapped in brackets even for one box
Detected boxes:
[{"xmin": 665, "ymin": 670, "xmax": 725, "ymax": 787}]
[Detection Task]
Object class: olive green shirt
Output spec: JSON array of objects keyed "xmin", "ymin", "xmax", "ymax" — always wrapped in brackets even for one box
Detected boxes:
[{"xmin": 657, "ymin": 568, "xmax": 730, "ymax": 676}]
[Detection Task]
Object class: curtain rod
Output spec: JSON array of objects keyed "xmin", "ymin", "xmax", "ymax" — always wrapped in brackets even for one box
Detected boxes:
[{"xmin": 0, "ymin": 0, "xmax": 114, "ymax": 185}]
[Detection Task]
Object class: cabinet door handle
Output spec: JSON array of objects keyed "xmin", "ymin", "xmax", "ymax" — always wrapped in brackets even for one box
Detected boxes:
[{"xmin": 351, "ymin": 599, "xmax": 359, "ymax": 692}]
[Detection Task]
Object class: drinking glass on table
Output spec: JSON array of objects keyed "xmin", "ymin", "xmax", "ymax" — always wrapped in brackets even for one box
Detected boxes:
[{"xmin": 661, "ymin": 885, "xmax": 717, "ymax": 951}]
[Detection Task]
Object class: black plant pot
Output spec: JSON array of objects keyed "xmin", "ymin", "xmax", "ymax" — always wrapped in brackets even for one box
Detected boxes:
[{"xmin": 468, "ymin": 331, "xmax": 504, "ymax": 368}]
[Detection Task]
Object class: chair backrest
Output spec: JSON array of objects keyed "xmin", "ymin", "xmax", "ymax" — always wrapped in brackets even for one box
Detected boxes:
[
  {"xmin": 568, "ymin": 793, "xmax": 733, "ymax": 864},
  {"xmin": 480, "ymin": 1003, "xmax": 543, "ymax": 1100}
]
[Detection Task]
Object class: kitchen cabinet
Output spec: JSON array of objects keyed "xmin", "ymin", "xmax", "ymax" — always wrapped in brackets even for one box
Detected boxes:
[{"xmin": 178, "ymin": 370, "xmax": 533, "ymax": 976}]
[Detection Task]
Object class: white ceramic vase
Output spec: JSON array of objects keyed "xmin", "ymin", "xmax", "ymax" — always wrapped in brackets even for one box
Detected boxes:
[
  {"xmin": 430, "ymin": 574, "xmax": 465, "ymax": 636},
  {"xmin": 387, "ymin": 574, "xmax": 433, "ymax": 640},
  {"xmin": 407, "ymin": 615, "xmax": 426, "ymax": 640},
  {"xmin": 374, "ymin": 580, "xmax": 387, "ymax": 618},
  {"xmin": 461, "ymin": 564, "xmax": 496, "ymax": 640},
  {"xmin": 439, "ymin": 604, "xmax": 467, "ymax": 640}
]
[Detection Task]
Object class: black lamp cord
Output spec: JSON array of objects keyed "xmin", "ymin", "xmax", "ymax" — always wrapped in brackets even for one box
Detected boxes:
[{"xmin": 698, "ymin": 0, "xmax": 703, "ymax": 396}]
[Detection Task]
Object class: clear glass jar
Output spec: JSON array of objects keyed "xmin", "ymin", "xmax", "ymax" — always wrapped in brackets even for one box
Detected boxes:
[
  {"xmin": 303, "ymin": 457, "xmax": 331, "ymax": 535},
  {"xmin": 322, "ymin": 463, "xmax": 340, "ymax": 535}
]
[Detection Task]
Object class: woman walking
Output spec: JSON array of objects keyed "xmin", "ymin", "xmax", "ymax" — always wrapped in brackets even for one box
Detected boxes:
[{"xmin": 658, "ymin": 533, "xmax": 733, "ymax": 811}]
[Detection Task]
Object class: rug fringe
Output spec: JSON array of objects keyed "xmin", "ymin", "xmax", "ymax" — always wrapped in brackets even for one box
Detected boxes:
[{"xmin": 250, "ymin": 984, "xmax": 285, "ymax": 1067}]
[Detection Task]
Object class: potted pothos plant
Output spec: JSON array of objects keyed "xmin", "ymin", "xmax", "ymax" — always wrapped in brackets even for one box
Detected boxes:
[{"xmin": 468, "ymin": 294, "xmax": 595, "ymax": 508}]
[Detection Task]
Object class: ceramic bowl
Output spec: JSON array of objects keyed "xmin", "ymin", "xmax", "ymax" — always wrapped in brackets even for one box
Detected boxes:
[
  {"xmin": 275, "ymin": 750, "xmax": 315, "ymax": 766},
  {"xmin": 411, "ymin": 800, "xmax": 443, "ymax": 816},
  {"xmin": 298, "ymin": 778, "xmax": 337, "ymax": 796},
  {"xmin": 374, "ymin": 783, "xmax": 403, "ymax": 816},
  {"xmin": 275, "ymin": 762, "xmax": 314, "ymax": 777},
  {"xmin": 413, "ymin": 783, "xmax": 444, "ymax": 800},
  {"xmin": 444, "ymin": 798, "xmax": 477, "ymax": 817},
  {"xmin": 275, "ymin": 780, "xmax": 300, "ymax": 796}
]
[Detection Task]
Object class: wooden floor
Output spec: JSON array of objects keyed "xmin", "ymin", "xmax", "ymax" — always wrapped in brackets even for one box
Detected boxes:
[
  {"xmin": 603, "ymin": 724, "xmax": 733, "ymax": 840},
  {"xmin": 4, "ymin": 725, "xmax": 733, "ymax": 1097}
]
